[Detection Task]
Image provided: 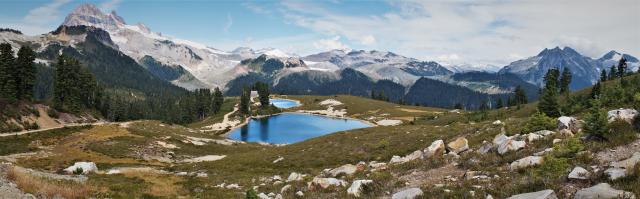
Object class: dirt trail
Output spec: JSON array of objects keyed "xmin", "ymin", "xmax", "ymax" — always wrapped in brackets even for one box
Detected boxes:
[{"xmin": 0, "ymin": 122, "xmax": 110, "ymax": 137}]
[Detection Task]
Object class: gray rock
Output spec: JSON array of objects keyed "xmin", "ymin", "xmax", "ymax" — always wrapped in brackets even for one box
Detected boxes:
[
  {"xmin": 568, "ymin": 166, "xmax": 590, "ymax": 180},
  {"xmin": 607, "ymin": 108, "xmax": 638, "ymax": 124},
  {"xmin": 392, "ymin": 188, "xmax": 423, "ymax": 199},
  {"xmin": 329, "ymin": 164, "xmax": 358, "ymax": 177},
  {"xmin": 478, "ymin": 141, "xmax": 493, "ymax": 154},
  {"xmin": 347, "ymin": 180, "xmax": 373, "ymax": 197},
  {"xmin": 506, "ymin": 189, "xmax": 558, "ymax": 199},
  {"xmin": 574, "ymin": 183, "xmax": 636, "ymax": 199},
  {"xmin": 604, "ymin": 168, "xmax": 627, "ymax": 180},
  {"xmin": 280, "ymin": 185, "xmax": 292, "ymax": 193},
  {"xmin": 390, "ymin": 150, "xmax": 423, "ymax": 164},
  {"xmin": 447, "ymin": 137, "xmax": 469, "ymax": 154},
  {"xmin": 424, "ymin": 140, "xmax": 445, "ymax": 158},
  {"xmin": 510, "ymin": 156, "xmax": 543, "ymax": 170},
  {"xmin": 286, "ymin": 172, "xmax": 305, "ymax": 182},
  {"xmin": 309, "ymin": 177, "xmax": 347, "ymax": 189},
  {"xmin": 295, "ymin": 191, "xmax": 304, "ymax": 197},
  {"xmin": 610, "ymin": 152, "xmax": 640, "ymax": 169},
  {"xmin": 498, "ymin": 139, "xmax": 526, "ymax": 155}
]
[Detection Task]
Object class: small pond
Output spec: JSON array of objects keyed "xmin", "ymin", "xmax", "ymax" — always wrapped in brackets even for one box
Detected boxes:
[
  {"xmin": 228, "ymin": 113, "xmax": 371, "ymax": 144},
  {"xmin": 270, "ymin": 99, "xmax": 300, "ymax": 108}
]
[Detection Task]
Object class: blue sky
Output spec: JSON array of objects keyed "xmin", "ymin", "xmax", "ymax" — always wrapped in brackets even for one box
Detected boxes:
[{"xmin": 1, "ymin": 0, "xmax": 639, "ymax": 66}]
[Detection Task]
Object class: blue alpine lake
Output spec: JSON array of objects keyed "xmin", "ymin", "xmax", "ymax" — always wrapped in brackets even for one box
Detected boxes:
[
  {"xmin": 228, "ymin": 113, "xmax": 371, "ymax": 144},
  {"xmin": 269, "ymin": 99, "xmax": 300, "ymax": 108}
]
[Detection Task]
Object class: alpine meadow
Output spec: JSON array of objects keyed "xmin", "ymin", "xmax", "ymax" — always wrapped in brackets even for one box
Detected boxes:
[{"xmin": 0, "ymin": 1, "xmax": 639, "ymax": 199}]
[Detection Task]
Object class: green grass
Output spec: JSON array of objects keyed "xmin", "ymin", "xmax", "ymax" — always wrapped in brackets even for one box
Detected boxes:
[{"xmin": 0, "ymin": 126, "xmax": 90, "ymax": 155}]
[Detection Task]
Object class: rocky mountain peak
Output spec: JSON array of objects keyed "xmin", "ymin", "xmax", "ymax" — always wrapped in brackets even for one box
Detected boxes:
[{"xmin": 62, "ymin": 3, "xmax": 125, "ymax": 31}]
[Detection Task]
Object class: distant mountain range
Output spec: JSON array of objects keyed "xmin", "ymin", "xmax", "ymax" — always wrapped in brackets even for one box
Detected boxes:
[
  {"xmin": 499, "ymin": 47, "xmax": 639, "ymax": 90},
  {"xmin": 1, "ymin": 3, "xmax": 637, "ymax": 109}
]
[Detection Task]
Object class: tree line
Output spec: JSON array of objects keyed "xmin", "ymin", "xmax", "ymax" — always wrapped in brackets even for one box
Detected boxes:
[{"xmin": 0, "ymin": 42, "xmax": 225, "ymax": 124}]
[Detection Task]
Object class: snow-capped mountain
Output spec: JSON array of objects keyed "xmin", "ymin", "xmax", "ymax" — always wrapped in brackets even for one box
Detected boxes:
[
  {"xmin": 597, "ymin": 50, "xmax": 640, "ymax": 72},
  {"xmin": 499, "ymin": 47, "xmax": 639, "ymax": 90},
  {"xmin": 302, "ymin": 49, "xmax": 453, "ymax": 86},
  {"xmin": 499, "ymin": 47, "xmax": 598, "ymax": 90},
  {"xmin": 61, "ymin": 4, "xmax": 288, "ymax": 89},
  {"xmin": 445, "ymin": 63, "xmax": 503, "ymax": 73}
]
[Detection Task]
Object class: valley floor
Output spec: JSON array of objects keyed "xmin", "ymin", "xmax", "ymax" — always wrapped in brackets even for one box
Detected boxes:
[{"xmin": 0, "ymin": 95, "xmax": 638, "ymax": 199}]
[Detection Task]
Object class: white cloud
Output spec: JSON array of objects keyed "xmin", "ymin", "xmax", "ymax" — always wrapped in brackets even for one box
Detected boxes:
[
  {"xmin": 23, "ymin": 0, "xmax": 71, "ymax": 25},
  {"xmin": 223, "ymin": 13, "xmax": 233, "ymax": 33},
  {"xmin": 100, "ymin": 0, "xmax": 122, "ymax": 12},
  {"xmin": 275, "ymin": 0, "xmax": 640, "ymax": 66},
  {"xmin": 313, "ymin": 36, "xmax": 350, "ymax": 51}
]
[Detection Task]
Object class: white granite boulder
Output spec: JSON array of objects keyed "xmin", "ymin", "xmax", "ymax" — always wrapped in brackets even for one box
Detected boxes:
[
  {"xmin": 286, "ymin": 172, "xmax": 305, "ymax": 182},
  {"xmin": 309, "ymin": 177, "xmax": 347, "ymax": 189},
  {"xmin": 607, "ymin": 108, "xmax": 638, "ymax": 124},
  {"xmin": 390, "ymin": 150, "xmax": 423, "ymax": 164},
  {"xmin": 63, "ymin": 162, "xmax": 98, "ymax": 174},
  {"xmin": 574, "ymin": 183, "xmax": 636, "ymax": 199},
  {"xmin": 329, "ymin": 164, "xmax": 358, "ymax": 177},
  {"xmin": 498, "ymin": 139, "xmax": 526, "ymax": 155},
  {"xmin": 568, "ymin": 166, "xmax": 590, "ymax": 180},
  {"xmin": 510, "ymin": 156, "xmax": 543, "ymax": 171},
  {"xmin": 506, "ymin": 189, "xmax": 557, "ymax": 199},
  {"xmin": 347, "ymin": 180, "xmax": 373, "ymax": 197},
  {"xmin": 557, "ymin": 116, "xmax": 580, "ymax": 133},
  {"xmin": 391, "ymin": 188, "xmax": 423, "ymax": 199},
  {"xmin": 424, "ymin": 140, "xmax": 445, "ymax": 158}
]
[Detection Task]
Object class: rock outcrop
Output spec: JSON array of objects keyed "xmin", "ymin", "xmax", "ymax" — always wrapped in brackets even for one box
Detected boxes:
[
  {"xmin": 392, "ymin": 188, "xmax": 423, "ymax": 199},
  {"xmin": 498, "ymin": 139, "xmax": 526, "ymax": 155},
  {"xmin": 506, "ymin": 189, "xmax": 557, "ymax": 199},
  {"xmin": 390, "ymin": 150, "xmax": 423, "ymax": 164},
  {"xmin": 309, "ymin": 177, "xmax": 347, "ymax": 189},
  {"xmin": 63, "ymin": 162, "xmax": 98, "ymax": 174},
  {"xmin": 607, "ymin": 108, "xmax": 638, "ymax": 124},
  {"xmin": 329, "ymin": 164, "xmax": 358, "ymax": 177},
  {"xmin": 574, "ymin": 183, "xmax": 636, "ymax": 199}
]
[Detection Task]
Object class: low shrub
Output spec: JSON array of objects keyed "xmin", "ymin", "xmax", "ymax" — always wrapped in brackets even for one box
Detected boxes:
[
  {"xmin": 605, "ymin": 119, "xmax": 637, "ymax": 147},
  {"xmin": 523, "ymin": 111, "xmax": 556, "ymax": 133},
  {"xmin": 47, "ymin": 108, "xmax": 59, "ymax": 118},
  {"xmin": 532, "ymin": 155, "xmax": 570, "ymax": 184},
  {"xmin": 553, "ymin": 136, "xmax": 584, "ymax": 158}
]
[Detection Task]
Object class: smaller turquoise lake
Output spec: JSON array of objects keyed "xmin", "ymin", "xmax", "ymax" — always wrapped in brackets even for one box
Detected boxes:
[
  {"xmin": 228, "ymin": 113, "xmax": 371, "ymax": 144},
  {"xmin": 270, "ymin": 99, "xmax": 300, "ymax": 108}
]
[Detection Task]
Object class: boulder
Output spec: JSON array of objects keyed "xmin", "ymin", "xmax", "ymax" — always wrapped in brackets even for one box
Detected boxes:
[
  {"xmin": 478, "ymin": 141, "xmax": 493, "ymax": 154},
  {"xmin": 287, "ymin": 172, "xmax": 305, "ymax": 182},
  {"xmin": 607, "ymin": 108, "xmax": 638, "ymax": 124},
  {"xmin": 392, "ymin": 188, "xmax": 423, "ymax": 199},
  {"xmin": 493, "ymin": 133, "xmax": 510, "ymax": 146},
  {"xmin": 533, "ymin": 130, "xmax": 556, "ymax": 136},
  {"xmin": 347, "ymin": 180, "xmax": 373, "ymax": 197},
  {"xmin": 610, "ymin": 152, "xmax": 640, "ymax": 169},
  {"xmin": 329, "ymin": 164, "xmax": 358, "ymax": 177},
  {"xmin": 295, "ymin": 191, "xmax": 304, "ymax": 197},
  {"xmin": 506, "ymin": 189, "xmax": 557, "ymax": 199},
  {"xmin": 424, "ymin": 140, "xmax": 445, "ymax": 158},
  {"xmin": 510, "ymin": 156, "xmax": 543, "ymax": 171},
  {"xmin": 493, "ymin": 120, "xmax": 503, "ymax": 125},
  {"xmin": 258, "ymin": 193, "xmax": 270, "ymax": 199},
  {"xmin": 557, "ymin": 116, "xmax": 582, "ymax": 133},
  {"xmin": 498, "ymin": 139, "xmax": 526, "ymax": 155},
  {"xmin": 309, "ymin": 177, "xmax": 347, "ymax": 189},
  {"xmin": 368, "ymin": 161, "xmax": 388, "ymax": 171},
  {"xmin": 526, "ymin": 133, "xmax": 544, "ymax": 142},
  {"xmin": 390, "ymin": 150, "xmax": 423, "ymax": 164},
  {"xmin": 568, "ymin": 166, "xmax": 590, "ymax": 180},
  {"xmin": 446, "ymin": 137, "xmax": 469, "ymax": 154},
  {"xmin": 280, "ymin": 185, "xmax": 292, "ymax": 193},
  {"xmin": 604, "ymin": 168, "xmax": 627, "ymax": 180},
  {"xmin": 63, "ymin": 162, "xmax": 98, "ymax": 174},
  {"xmin": 574, "ymin": 183, "xmax": 636, "ymax": 199}
]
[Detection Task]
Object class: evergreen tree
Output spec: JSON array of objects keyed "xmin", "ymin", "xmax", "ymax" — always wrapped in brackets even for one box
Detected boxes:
[
  {"xmin": 15, "ymin": 46, "xmax": 36, "ymax": 100},
  {"xmin": 0, "ymin": 43, "xmax": 17, "ymax": 101},
  {"xmin": 538, "ymin": 69, "xmax": 561, "ymax": 117},
  {"xmin": 600, "ymin": 69, "xmax": 608, "ymax": 82},
  {"xmin": 609, "ymin": 65, "xmax": 617, "ymax": 79},
  {"xmin": 617, "ymin": 57, "xmax": 627, "ymax": 77},
  {"xmin": 496, "ymin": 98, "xmax": 504, "ymax": 109},
  {"xmin": 239, "ymin": 86, "xmax": 250, "ymax": 115},
  {"xmin": 213, "ymin": 87, "xmax": 224, "ymax": 113},
  {"xmin": 559, "ymin": 67, "xmax": 572, "ymax": 94},
  {"xmin": 255, "ymin": 82, "xmax": 270, "ymax": 107},
  {"xmin": 514, "ymin": 85, "xmax": 528, "ymax": 105},
  {"xmin": 453, "ymin": 103, "xmax": 463, "ymax": 110},
  {"xmin": 583, "ymin": 99, "xmax": 609, "ymax": 139},
  {"xmin": 52, "ymin": 55, "xmax": 100, "ymax": 112},
  {"xmin": 590, "ymin": 81, "xmax": 601, "ymax": 99}
]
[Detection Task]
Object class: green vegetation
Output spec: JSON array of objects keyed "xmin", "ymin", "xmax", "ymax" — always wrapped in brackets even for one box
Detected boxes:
[
  {"xmin": 0, "ymin": 126, "xmax": 90, "ymax": 155},
  {"xmin": 523, "ymin": 111, "xmax": 556, "ymax": 133},
  {"xmin": 0, "ymin": 43, "xmax": 37, "ymax": 102},
  {"xmin": 583, "ymin": 100, "xmax": 609, "ymax": 139},
  {"xmin": 538, "ymin": 68, "xmax": 561, "ymax": 117}
]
